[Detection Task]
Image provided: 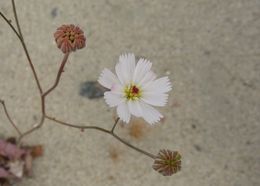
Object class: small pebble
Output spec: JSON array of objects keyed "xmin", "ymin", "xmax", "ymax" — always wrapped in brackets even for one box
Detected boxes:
[
  {"xmin": 79, "ymin": 81, "xmax": 107, "ymax": 99},
  {"xmin": 51, "ymin": 7, "xmax": 58, "ymax": 18}
]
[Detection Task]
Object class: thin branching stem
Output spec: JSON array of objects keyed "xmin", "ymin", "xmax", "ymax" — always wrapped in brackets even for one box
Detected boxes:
[
  {"xmin": 10, "ymin": 0, "xmax": 43, "ymax": 94},
  {"xmin": 1, "ymin": 2, "xmax": 44, "ymax": 141},
  {"xmin": 45, "ymin": 115, "xmax": 156, "ymax": 159},
  {"xmin": 45, "ymin": 115, "xmax": 111, "ymax": 134},
  {"xmin": 0, "ymin": 12, "xmax": 22, "ymax": 42},
  {"xmin": 0, "ymin": 100, "xmax": 22, "ymax": 136},
  {"xmin": 18, "ymin": 53, "xmax": 70, "ymax": 143},
  {"xmin": 111, "ymin": 133, "xmax": 156, "ymax": 159},
  {"xmin": 42, "ymin": 53, "xmax": 70, "ymax": 99},
  {"xmin": 11, "ymin": 0, "xmax": 24, "ymax": 41},
  {"xmin": 18, "ymin": 115, "xmax": 45, "ymax": 144}
]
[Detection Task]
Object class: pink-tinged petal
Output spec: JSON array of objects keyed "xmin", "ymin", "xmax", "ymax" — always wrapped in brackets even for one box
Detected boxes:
[
  {"xmin": 0, "ymin": 168, "xmax": 11, "ymax": 178},
  {"xmin": 116, "ymin": 53, "xmax": 136, "ymax": 85},
  {"xmin": 128, "ymin": 101, "xmax": 142, "ymax": 117},
  {"xmin": 141, "ymin": 93, "xmax": 169, "ymax": 107},
  {"xmin": 117, "ymin": 102, "xmax": 131, "ymax": 123},
  {"xmin": 0, "ymin": 139, "xmax": 25, "ymax": 160},
  {"xmin": 133, "ymin": 58, "xmax": 152, "ymax": 84},
  {"xmin": 143, "ymin": 76, "xmax": 172, "ymax": 94},
  {"xmin": 111, "ymin": 83, "xmax": 124, "ymax": 94},
  {"xmin": 104, "ymin": 92, "xmax": 124, "ymax": 107},
  {"xmin": 9, "ymin": 161, "xmax": 24, "ymax": 178},
  {"xmin": 98, "ymin": 68, "xmax": 120, "ymax": 89},
  {"xmin": 139, "ymin": 101, "xmax": 163, "ymax": 124}
]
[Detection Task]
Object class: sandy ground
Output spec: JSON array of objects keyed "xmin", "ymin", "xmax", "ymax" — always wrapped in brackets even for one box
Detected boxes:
[{"xmin": 0, "ymin": 0, "xmax": 259, "ymax": 186}]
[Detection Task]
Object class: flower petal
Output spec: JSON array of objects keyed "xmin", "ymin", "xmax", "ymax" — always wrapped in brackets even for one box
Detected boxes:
[
  {"xmin": 133, "ymin": 58, "xmax": 152, "ymax": 84},
  {"xmin": 117, "ymin": 102, "xmax": 131, "ymax": 123},
  {"xmin": 0, "ymin": 139, "xmax": 26, "ymax": 159},
  {"xmin": 98, "ymin": 68, "xmax": 120, "ymax": 89},
  {"xmin": 115, "ymin": 53, "xmax": 136, "ymax": 85},
  {"xmin": 143, "ymin": 76, "xmax": 172, "ymax": 94},
  {"xmin": 139, "ymin": 70, "xmax": 157, "ymax": 86},
  {"xmin": 141, "ymin": 93, "xmax": 169, "ymax": 107},
  {"xmin": 110, "ymin": 82, "xmax": 124, "ymax": 94},
  {"xmin": 139, "ymin": 101, "xmax": 163, "ymax": 124},
  {"xmin": 0, "ymin": 167, "xmax": 12, "ymax": 178},
  {"xmin": 128, "ymin": 100, "xmax": 143, "ymax": 117},
  {"xmin": 104, "ymin": 91, "xmax": 124, "ymax": 107}
]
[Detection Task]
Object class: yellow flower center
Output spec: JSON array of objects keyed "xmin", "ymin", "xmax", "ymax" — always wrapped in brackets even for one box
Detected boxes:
[{"xmin": 124, "ymin": 84, "xmax": 141, "ymax": 100}]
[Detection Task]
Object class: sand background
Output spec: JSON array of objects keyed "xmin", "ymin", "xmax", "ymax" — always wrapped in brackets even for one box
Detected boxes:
[{"xmin": 0, "ymin": 0, "xmax": 259, "ymax": 186}]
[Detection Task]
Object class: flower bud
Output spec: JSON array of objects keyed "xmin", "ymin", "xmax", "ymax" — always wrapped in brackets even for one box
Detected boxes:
[
  {"xmin": 54, "ymin": 24, "xmax": 86, "ymax": 53},
  {"xmin": 152, "ymin": 149, "xmax": 181, "ymax": 176}
]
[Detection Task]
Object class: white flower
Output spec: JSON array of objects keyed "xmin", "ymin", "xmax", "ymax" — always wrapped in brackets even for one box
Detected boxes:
[{"xmin": 98, "ymin": 53, "xmax": 172, "ymax": 124}]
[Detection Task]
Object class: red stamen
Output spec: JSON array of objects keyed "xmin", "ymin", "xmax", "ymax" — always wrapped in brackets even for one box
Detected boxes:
[{"xmin": 132, "ymin": 86, "xmax": 139, "ymax": 94}]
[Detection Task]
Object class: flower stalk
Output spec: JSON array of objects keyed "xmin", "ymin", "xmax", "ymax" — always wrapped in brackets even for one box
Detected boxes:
[
  {"xmin": 0, "ymin": 100, "xmax": 22, "ymax": 136},
  {"xmin": 18, "ymin": 52, "xmax": 70, "ymax": 143},
  {"xmin": 45, "ymin": 115, "xmax": 156, "ymax": 159}
]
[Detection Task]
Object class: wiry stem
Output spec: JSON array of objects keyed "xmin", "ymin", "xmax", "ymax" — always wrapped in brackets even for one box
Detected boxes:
[
  {"xmin": 45, "ymin": 115, "xmax": 111, "ymax": 134},
  {"xmin": 1, "ymin": 1, "xmax": 44, "ymax": 141},
  {"xmin": 45, "ymin": 115, "xmax": 156, "ymax": 159},
  {"xmin": 18, "ymin": 53, "xmax": 70, "ymax": 143},
  {"xmin": 0, "ymin": 100, "xmax": 22, "ymax": 136},
  {"xmin": 18, "ymin": 115, "xmax": 45, "ymax": 144},
  {"xmin": 111, "ymin": 117, "xmax": 120, "ymax": 133},
  {"xmin": 11, "ymin": 0, "xmax": 23, "ymax": 41},
  {"xmin": 111, "ymin": 133, "xmax": 156, "ymax": 159},
  {"xmin": 0, "ymin": 12, "xmax": 22, "ymax": 44},
  {"xmin": 42, "ymin": 53, "xmax": 70, "ymax": 99},
  {"xmin": 10, "ymin": 0, "xmax": 43, "ymax": 94}
]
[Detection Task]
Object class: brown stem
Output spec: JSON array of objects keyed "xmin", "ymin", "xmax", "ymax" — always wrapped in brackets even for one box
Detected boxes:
[
  {"xmin": 111, "ymin": 133, "xmax": 156, "ymax": 159},
  {"xmin": 0, "ymin": 11, "xmax": 39, "ymax": 91},
  {"xmin": 0, "ymin": 3, "xmax": 45, "ymax": 141},
  {"xmin": 10, "ymin": 0, "xmax": 43, "ymax": 94},
  {"xmin": 18, "ymin": 53, "xmax": 70, "ymax": 143},
  {"xmin": 0, "ymin": 100, "xmax": 22, "ymax": 136},
  {"xmin": 11, "ymin": 0, "xmax": 24, "ymax": 41},
  {"xmin": 18, "ymin": 115, "xmax": 45, "ymax": 145},
  {"xmin": 45, "ymin": 115, "xmax": 111, "ymax": 134},
  {"xmin": 42, "ymin": 53, "xmax": 70, "ymax": 98},
  {"xmin": 0, "ymin": 12, "xmax": 22, "ymax": 44},
  {"xmin": 111, "ymin": 117, "xmax": 120, "ymax": 133},
  {"xmin": 45, "ymin": 115, "xmax": 156, "ymax": 159}
]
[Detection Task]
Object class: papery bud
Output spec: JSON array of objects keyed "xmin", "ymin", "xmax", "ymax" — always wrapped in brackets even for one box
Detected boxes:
[
  {"xmin": 152, "ymin": 149, "xmax": 181, "ymax": 176},
  {"xmin": 54, "ymin": 24, "xmax": 86, "ymax": 53}
]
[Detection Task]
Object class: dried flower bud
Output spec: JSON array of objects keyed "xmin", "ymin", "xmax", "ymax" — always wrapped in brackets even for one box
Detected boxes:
[
  {"xmin": 54, "ymin": 24, "xmax": 86, "ymax": 53},
  {"xmin": 152, "ymin": 149, "xmax": 181, "ymax": 176}
]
